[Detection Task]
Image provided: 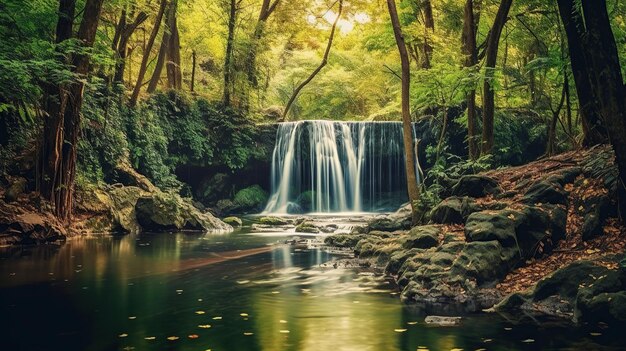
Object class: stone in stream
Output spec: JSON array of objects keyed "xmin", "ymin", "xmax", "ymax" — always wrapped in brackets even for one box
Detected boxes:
[
  {"xmin": 424, "ymin": 315, "xmax": 462, "ymax": 326},
  {"xmin": 258, "ymin": 216, "xmax": 291, "ymax": 226},
  {"xmin": 295, "ymin": 221, "xmax": 319, "ymax": 234},
  {"xmin": 223, "ymin": 216, "xmax": 243, "ymax": 227}
]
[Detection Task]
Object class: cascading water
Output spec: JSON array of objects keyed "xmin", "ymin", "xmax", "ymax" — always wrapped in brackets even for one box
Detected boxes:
[{"xmin": 263, "ymin": 120, "xmax": 419, "ymax": 214}]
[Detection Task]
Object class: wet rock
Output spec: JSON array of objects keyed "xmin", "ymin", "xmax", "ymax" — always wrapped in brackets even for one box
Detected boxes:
[
  {"xmin": 295, "ymin": 221, "xmax": 319, "ymax": 233},
  {"xmin": 430, "ymin": 196, "xmax": 481, "ymax": 224},
  {"xmin": 135, "ymin": 192, "xmax": 232, "ymax": 232},
  {"xmin": 320, "ymin": 224, "xmax": 338, "ymax": 233},
  {"xmin": 523, "ymin": 181, "xmax": 568, "ymax": 205},
  {"xmin": 324, "ymin": 233, "xmax": 368, "ymax": 248},
  {"xmin": 424, "ymin": 316, "xmax": 462, "ymax": 326},
  {"xmin": 451, "ymin": 175, "xmax": 500, "ymax": 198},
  {"xmin": 223, "ymin": 216, "xmax": 243, "ymax": 227},
  {"xmin": 230, "ymin": 185, "xmax": 268, "ymax": 214},
  {"xmin": 404, "ymin": 225, "xmax": 440, "ymax": 249},
  {"xmin": 259, "ymin": 216, "xmax": 290, "ymax": 226}
]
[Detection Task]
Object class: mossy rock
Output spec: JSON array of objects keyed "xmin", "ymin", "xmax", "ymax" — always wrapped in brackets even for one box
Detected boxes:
[
  {"xmin": 259, "ymin": 216, "xmax": 290, "ymax": 225},
  {"xmin": 295, "ymin": 221, "xmax": 319, "ymax": 233},
  {"xmin": 451, "ymin": 175, "xmax": 501, "ymax": 198},
  {"xmin": 324, "ymin": 233, "xmax": 368, "ymax": 248},
  {"xmin": 223, "ymin": 216, "xmax": 243, "ymax": 227},
  {"xmin": 430, "ymin": 196, "xmax": 481, "ymax": 224},
  {"xmin": 232, "ymin": 185, "xmax": 268, "ymax": 213},
  {"xmin": 404, "ymin": 225, "xmax": 441, "ymax": 249}
]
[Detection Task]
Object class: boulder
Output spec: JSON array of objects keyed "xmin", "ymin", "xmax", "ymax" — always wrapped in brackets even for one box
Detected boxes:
[
  {"xmin": 522, "ymin": 180, "xmax": 568, "ymax": 205},
  {"xmin": 324, "ymin": 233, "xmax": 368, "ymax": 248},
  {"xmin": 295, "ymin": 221, "xmax": 319, "ymax": 233},
  {"xmin": 451, "ymin": 175, "xmax": 501, "ymax": 198},
  {"xmin": 223, "ymin": 216, "xmax": 243, "ymax": 227},
  {"xmin": 135, "ymin": 192, "xmax": 232, "ymax": 232},
  {"xmin": 430, "ymin": 196, "xmax": 481, "ymax": 224},
  {"xmin": 231, "ymin": 185, "xmax": 268, "ymax": 214},
  {"xmin": 404, "ymin": 225, "xmax": 441, "ymax": 249},
  {"xmin": 258, "ymin": 216, "xmax": 290, "ymax": 225},
  {"xmin": 581, "ymin": 195, "xmax": 611, "ymax": 241}
]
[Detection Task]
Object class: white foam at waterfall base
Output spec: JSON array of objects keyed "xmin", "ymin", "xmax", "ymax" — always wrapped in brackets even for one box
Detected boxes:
[{"xmin": 263, "ymin": 120, "xmax": 419, "ymax": 214}]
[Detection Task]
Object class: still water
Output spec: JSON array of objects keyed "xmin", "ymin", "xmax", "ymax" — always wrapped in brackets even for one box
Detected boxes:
[{"xmin": 0, "ymin": 219, "xmax": 623, "ymax": 351}]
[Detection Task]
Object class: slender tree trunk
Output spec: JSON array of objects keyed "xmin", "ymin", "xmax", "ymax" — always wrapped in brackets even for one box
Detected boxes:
[
  {"xmin": 130, "ymin": 0, "xmax": 167, "ymax": 106},
  {"xmin": 246, "ymin": 0, "xmax": 280, "ymax": 88},
  {"xmin": 387, "ymin": 0, "xmax": 421, "ymax": 225},
  {"xmin": 114, "ymin": 11, "xmax": 148, "ymax": 85},
  {"xmin": 147, "ymin": 1, "xmax": 175, "ymax": 94},
  {"xmin": 282, "ymin": 0, "xmax": 342, "ymax": 119},
  {"xmin": 190, "ymin": 50, "xmax": 196, "ymax": 92},
  {"xmin": 223, "ymin": 0, "xmax": 237, "ymax": 107},
  {"xmin": 421, "ymin": 0, "xmax": 435, "ymax": 69},
  {"xmin": 40, "ymin": 0, "xmax": 104, "ymax": 221},
  {"xmin": 557, "ymin": 0, "xmax": 607, "ymax": 146},
  {"xmin": 480, "ymin": 0, "xmax": 512, "ymax": 155},
  {"xmin": 165, "ymin": 0, "xmax": 182, "ymax": 89},
  {"xmin": 462, "ymin": 0, "xmax": 478, "ymax": 160}
]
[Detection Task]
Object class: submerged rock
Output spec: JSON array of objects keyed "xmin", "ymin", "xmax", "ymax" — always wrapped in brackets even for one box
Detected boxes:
[{"xmin": 295, "ymin": 221, "xmax": 319, "ymax": 233}]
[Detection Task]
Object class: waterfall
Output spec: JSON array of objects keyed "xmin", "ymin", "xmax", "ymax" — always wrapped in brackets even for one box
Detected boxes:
[{"xmin": 263, "ymin": 120, "xmax": 417, "ymax": 214}]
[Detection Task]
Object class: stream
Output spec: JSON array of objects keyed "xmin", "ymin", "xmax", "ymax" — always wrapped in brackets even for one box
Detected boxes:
[{"xmin": 0, "ymin": 215, "xmax": 622, "ymax": 351}]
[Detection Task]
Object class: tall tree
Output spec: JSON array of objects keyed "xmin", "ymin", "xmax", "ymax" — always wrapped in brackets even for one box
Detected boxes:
[
  {"xmin": 39, "ymin": 0, "xmax": 105, "ymax": 221},
  {"xmin": 480, "ymin": 0, "xmax": 512, "ymax": 155},
  {"xmin": 112, "ymin": 9, "xmax": 148, "ymax": 85},
  {"xmin": 147, "ymin": 0, "xmax": 178, "ymax": 93},
  {"xmin": 462, "ymin": 0, "xmax": 478, "ymax": 160},
  {"xmin": 282, "ymin": 0, "xmax": 343, "ymax": 119},
  {"xmin": 130, "ymin": 0, "xmax": 168, "ymax": 106},
  {"xmin": 557, "ymin": 0, "xmax": 607, "ymax": 146},
  {"xmin": 246, "ymin": 0, "xmax": 280, "ymax": 88},
  {"xmin": 223, "ymin": 0, "xmax": 239, "ymax": 107},
  {"xmin": 421, "ymin": 0, "xmax": 435, "ymax": 69},
  {"xmin": 387, "ymin": 0, "xmax": 421, "ymax": 224},
  {"xmin": 165, "ymin": 0, "xmax": 182, "ymax": 90},
  {"xmin": 558, "ymin": 0, "xmax": 626, "ymax": 215}
]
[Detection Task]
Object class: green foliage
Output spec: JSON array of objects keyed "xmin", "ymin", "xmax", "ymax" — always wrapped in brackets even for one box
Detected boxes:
[{"xmin": 233, "ymin": 185, "xmax": 268, "ymax": 209}]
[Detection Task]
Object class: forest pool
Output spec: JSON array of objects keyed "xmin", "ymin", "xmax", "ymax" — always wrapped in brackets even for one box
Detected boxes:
[{"xmin": 0, "ymin": 216, "xmax": 623, "ymax": 351}]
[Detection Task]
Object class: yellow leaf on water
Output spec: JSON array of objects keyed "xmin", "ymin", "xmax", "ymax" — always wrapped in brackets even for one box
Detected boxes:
[
  {"xmin": 394, "ymin": 329, "xmax": 407, "ymax": 333},
  {"xmin": 212, "ymin": 316, "xmax": 222, "ymax": 320},
  {"xmin": 198, "ymin": 324, "xmax": 211, "ymax": 329},
  {"xmin": 118, "ymin": 333, "xmax": 128, "ymax": 338},
  {"xmin": 195, "ymin": 311, "xmax": 206, "ymax": 315},
  {"xmin": 167, "ymin": 336, "xmax": 179, "ymax": 341},
  {"xmin": 144, "ymin": 336, "xmax": 156, "ymax": 340},
  {"xmin": 407, "ymin": 321, "xmax": 418, "ymax": 325},
  {"xmin": 279, "ymin": 330, "xmax": 290, "ymax": 334},
  {"xmin": 243, "ymin": 332, "xmax": 254, "ymax": 336},
  {"xmin": 240, "ymin": 313, "xmax": 249, "ymax": 317},
  {"xmin": 188, "ymin": 334, "xmax": 199, "ymax": 339}
]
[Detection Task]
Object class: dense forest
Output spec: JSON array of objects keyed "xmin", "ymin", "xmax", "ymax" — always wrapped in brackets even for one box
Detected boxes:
[{"xmin": 1, "ymin": 0, "xmax": 626, "ymax": 350}]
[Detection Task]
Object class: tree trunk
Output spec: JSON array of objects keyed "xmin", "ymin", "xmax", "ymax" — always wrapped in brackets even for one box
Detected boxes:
[
  {"xmin": 462, "ymin": 0, "xmax": 478, "ymax": 160},
  {"xmin": 223, "ymin": 0, "xmax": 237, "ymax": 107},
  {"xmin": 165, "ymin": 0, "xmax": 182, "ymax": 90},
  {"xmin": 387, "ymin": 0, "xmax": 421, "ymax": 225},
  {"xmin": 147, "ymin": 0, "xmax": 176, "ymax": 94},
  {"xmin": 246, "ymin": 0, "xmax": 280, "ymax": 88},
  {"xmin": 421, "ymin": 0, "xmax": 435, "ymax": 69},
  {"xmin": 480, "ymin": 0, "xmax": 512, "ymax": 155},
  {"xmin": 578, "ymin": 0, "xmax": 626, "ymax": 216},
  {"xmin": 557, "ymin": 0, "xmax": 607, "ymax": 146},
  {"xmin": 114, "ymin": 11, "xmax": 148, "ymax": 85},
  {"xmin": 130, "ymin": 0, "xmax": 167, "ymax": 106},
  {"xmin": 40, "ymin": 0, "xmax": 104, "ymax": 221},
  {"xmin": 282, "ymin": 0, "xmax": 342, "ymax": 119}
]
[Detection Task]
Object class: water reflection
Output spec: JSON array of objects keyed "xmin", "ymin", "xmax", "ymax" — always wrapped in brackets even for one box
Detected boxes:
[{"xmin": 0, "ymin": 229, "xmax": 624, "ymax": 351}]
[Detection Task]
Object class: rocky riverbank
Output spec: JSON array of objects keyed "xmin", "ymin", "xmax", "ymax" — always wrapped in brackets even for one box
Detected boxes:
[
  {"xmin": 324, "ymin": 145, "xmax": 626, "ymax": 325},
  {"xmin": 0, "ymin": 161, "xmax": 231, "ymax": 246}
]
